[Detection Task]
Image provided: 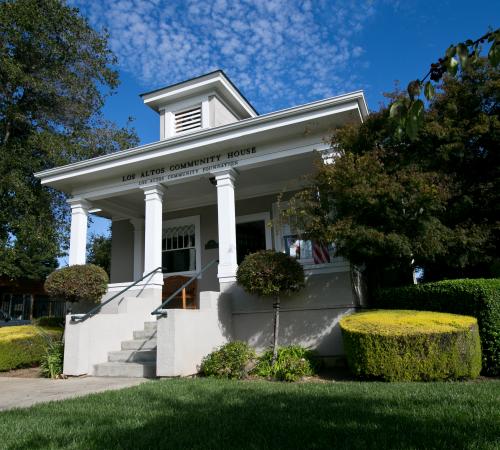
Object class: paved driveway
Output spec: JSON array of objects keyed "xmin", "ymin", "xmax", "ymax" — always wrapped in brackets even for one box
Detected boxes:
[{"xmin": 0, "ymin": 377, "xmax": 150, "ymax": 411}]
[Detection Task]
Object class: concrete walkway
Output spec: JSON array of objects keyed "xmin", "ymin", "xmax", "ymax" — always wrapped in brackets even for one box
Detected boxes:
[{"xmin": 0, "ymin": 377, "xmax": 150, "ymax": 412}]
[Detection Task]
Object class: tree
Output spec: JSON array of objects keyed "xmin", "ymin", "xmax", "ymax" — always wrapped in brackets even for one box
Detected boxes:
[
  {"xmin": 236, "ymin": 251, "xmax": 305, "ymax": 363},
  {"xmin": 87, "ymin": 233, "xmax": 111, "ymax": 276},
  {"xmin": 391, "ymin": 28, "xmax": 499, "ymax": 140},
  {"xmin": 0, "ymin": 0, "xmax": 138, "ymax": 281},
  {"xmin": 286, "ymin": 57, "xmax": 499, "ymax": 290}
]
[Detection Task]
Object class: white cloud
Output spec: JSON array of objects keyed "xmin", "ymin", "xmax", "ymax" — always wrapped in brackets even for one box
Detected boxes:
[{"xmin": 69, "ymin": 0, "xmax": 376, "ymax": 112}]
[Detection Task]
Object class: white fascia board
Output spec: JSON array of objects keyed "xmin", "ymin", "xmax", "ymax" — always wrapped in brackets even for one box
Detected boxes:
[{"xmin": 35, "ymin": 91, "xmax": 367, "ymax": 184}]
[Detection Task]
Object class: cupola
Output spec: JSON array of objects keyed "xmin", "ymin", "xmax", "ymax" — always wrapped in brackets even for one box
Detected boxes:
[{"xmin": 140, "ymin": 70, "xmax": 258, "ymax": 140}]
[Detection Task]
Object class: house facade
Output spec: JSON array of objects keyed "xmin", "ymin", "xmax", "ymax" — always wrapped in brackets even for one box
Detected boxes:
[{"xmin": 35, "ymin": 71, "xmax": 369, "ymax": 377}]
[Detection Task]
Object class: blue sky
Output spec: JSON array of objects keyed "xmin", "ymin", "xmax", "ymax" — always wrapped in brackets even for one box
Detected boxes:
[{"xmin": 66, "ymin": 0, "xmax": 498, "ymax": 255}]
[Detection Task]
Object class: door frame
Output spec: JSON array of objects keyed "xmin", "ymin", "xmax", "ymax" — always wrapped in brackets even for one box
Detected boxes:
[{"xmin": 235, "ymin": 212, "xmax": 273, "ymax": 251}]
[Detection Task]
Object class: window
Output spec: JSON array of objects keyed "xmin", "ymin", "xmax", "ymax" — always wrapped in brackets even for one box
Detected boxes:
[
  {"xmin": 272, "ymin": 202, "xmax": 335, "ymax": 265},
  {"xmin": 174, "ymin": 105, "xmax": 202, "ymax": 133},
  {"xmin": 162, "ymin": 216, "xmax": 201, "ymax": 275}
]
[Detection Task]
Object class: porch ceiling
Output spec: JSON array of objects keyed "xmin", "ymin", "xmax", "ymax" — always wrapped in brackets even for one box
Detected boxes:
[{"xmin": 91, "ymin": 152, "xmax": 317, "ymax": 219}]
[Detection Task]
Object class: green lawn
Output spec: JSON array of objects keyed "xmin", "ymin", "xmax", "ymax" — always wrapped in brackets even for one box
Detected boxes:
[{"xmin": 0, "ymin": 378, "xmax": 499, "ymax": 449}]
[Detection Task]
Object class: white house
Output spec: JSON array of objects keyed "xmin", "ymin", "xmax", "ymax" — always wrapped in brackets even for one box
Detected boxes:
[{"xmin": 35, "ymin": 71, "xmax": 369, "ymax": 377}]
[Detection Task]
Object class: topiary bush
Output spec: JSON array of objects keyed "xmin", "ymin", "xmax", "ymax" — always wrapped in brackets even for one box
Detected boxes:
[
  {"xmin": 374, "ymin": 278, "xmax": 500, "ymax": 376},
  {"xmin": 44, "ymin": 264, "xmax": 109, "ymax": 304},
  {"xmin": 254, "ymin": 345, "xmax": 318, "ymax": 382},
  {"xmin": 200, "ymin": 341, "xmax": 256, "ymax": 379},
  {"xmin": 237, "ymin": 250, "xmax": 305, "ymax": 298},
  {"xmin": 237, "ymin": 250, "xmax": 305, "ymax": 361},
  {"xmin": 340, "ymin": 310, "xmax": 482, "ymax": 381}
]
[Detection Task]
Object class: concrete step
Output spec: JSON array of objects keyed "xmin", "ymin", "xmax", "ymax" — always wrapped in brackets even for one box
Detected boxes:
[
  {"xmin": 121, "ymin": 338, "xmax": 157, "ymax": 350},
  {"xmin": 108, "ymin": 349, "xmax": 156, "ymax": 363},
  {"xmin": 144, "ymin": 321, "xmax": 157, "ymax": 332},
  {"xmin": 133, "ymin": 329, "xmax": 157, "ymax": 340},
  {"xmin": 94, "ymin": 362, "xmax": 156, "ymax": 378}
]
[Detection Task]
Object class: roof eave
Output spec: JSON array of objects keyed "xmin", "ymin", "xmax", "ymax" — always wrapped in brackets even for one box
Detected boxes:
[{"xmin": 35, "ymin": 90, "xmax": 368, "ymax": 182}]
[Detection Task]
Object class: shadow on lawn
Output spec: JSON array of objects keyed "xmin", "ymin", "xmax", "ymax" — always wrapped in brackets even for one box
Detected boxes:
[{"xmin": 3, "ymin": 379, "xmax": 499, "ymax": 450}]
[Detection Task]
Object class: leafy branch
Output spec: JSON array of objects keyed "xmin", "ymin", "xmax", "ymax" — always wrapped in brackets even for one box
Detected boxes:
[{"xmin": 390, "ymin": 28, "xmax": 499, "ymax": 140}]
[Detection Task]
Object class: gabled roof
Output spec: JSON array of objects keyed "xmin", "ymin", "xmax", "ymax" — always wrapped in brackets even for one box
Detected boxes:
[{"xmin": 140, "ymin": 70, "xmax": 258, "ymax": 119}]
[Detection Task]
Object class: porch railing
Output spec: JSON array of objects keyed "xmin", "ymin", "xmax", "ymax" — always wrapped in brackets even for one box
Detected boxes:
[
  {"xmin": 71, "ymin": 266, "xmax": 166, "ymax": 322},
  {"xmin": 151, "ymin": 259, "xmax": 218, "ymax": 316}
]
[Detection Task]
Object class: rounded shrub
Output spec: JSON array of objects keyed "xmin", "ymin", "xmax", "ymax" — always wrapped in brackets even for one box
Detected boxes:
[
  {"xmin": 236, "ymin": 250, "xmax": 305, "ymax": 298},
  {"xmin": 340, "ymin": 310, "xmax": 482, "ymax": 381},
  {"xmin": 45, "ymin": 264, "xmax": 109, "ymax": 303},
  {"xmin": 200, "ymin": 341, "xmax": 256, "ymax": 379},
  {"xmin": 254, "ymin": 346, "xmax": 318, "ymax": 382}
]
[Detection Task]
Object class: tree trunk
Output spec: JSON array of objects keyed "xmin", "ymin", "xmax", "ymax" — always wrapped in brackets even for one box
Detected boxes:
[{"xmin": 272, "ymin": 295, "xmax": 280, "ymax": 365}]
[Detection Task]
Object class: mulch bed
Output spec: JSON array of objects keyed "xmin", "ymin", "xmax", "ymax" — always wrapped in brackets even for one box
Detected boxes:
[{"xmin": 0, "ymin": 366, "xmax": 42, "ymax": 378}]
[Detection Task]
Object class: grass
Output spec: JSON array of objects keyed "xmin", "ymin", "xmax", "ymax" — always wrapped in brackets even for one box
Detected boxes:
[{"xmin": 0, "ymin": 378, "xmax": 499, "ymax": 449}]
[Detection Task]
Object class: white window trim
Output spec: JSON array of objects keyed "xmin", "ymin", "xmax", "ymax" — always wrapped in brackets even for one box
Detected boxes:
[
  {"xmin": 236, "ymin": 212, "xmax": 272, "ymax": 250},
  {"xmin": 162, "ymin": 215, "xmax": 201, "ymax": 278}
]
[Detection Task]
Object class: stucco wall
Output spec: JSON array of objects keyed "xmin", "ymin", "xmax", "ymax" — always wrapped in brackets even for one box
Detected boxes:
[
  {"xmin": 110, "ymin": 220, "xmax": 134, "ymax": 283},
  {"xmin": 229, "ymin": 271, "xmax": 358, "ymax": 357}
]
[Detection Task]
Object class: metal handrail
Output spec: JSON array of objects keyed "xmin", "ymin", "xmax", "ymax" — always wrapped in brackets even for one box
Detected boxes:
[
  {"xmin": 71, "ymin": 266, "xmax": 166, "ymax": 322},
  {"xmin": 151, "ymin": 259, "xmax": 218, "ymax": 316}
]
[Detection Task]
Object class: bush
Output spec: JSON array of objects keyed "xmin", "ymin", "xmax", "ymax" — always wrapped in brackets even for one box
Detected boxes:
[
  {"xmin": 200, "ymin": 341, "xmax": 256, "ymax": 379},
  {"xmin": 39, "ymin": 332, "xmax": 64, "ymax": 379},
  {"xmin": 45, "ymin": 264, "xmax": 109, "ymax": 303},
  {"xmin": 374, "ymin": 278, "xmax": 500, "ymax": 376},
  {"xmin": 236, "ymin": 250, "xmax": 305, "ymax": 298},
  {"xmin": 340, "ymin": 310, "xmax": 482, "ymax": 381},
  {"xmin": 32, "ymin": 316, "xmax": 65, "ymax": 328},
  {"xmin": 0, "ymin": 325, "xmax": 62, "ymax": 371},
  {"xmin": 254, "ymin": 346, "xmax": 318, "ymax": 382}
]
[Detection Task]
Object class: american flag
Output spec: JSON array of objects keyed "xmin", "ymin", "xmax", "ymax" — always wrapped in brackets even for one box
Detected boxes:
[{"xmin": 313, "ymin": 242, "xmax": 330, "ymax": 264}]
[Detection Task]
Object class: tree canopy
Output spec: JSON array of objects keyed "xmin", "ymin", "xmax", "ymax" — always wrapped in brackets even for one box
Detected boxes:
[
  {"xmin": 286, "ymin": 57, "xmax": 499, "ymax": 289},
  {"xmin": 87, "ymin": 232, "xmax": 111, "ymax": 276},
  {"xmin": 0, "ymin": 0, "xmax": 138, "ymax": 280}
]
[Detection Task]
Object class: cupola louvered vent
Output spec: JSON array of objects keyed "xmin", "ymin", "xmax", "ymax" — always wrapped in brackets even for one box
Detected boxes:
[{"xmin": 175, "ymin": 106, "xmax": 202, "ymax": 133}]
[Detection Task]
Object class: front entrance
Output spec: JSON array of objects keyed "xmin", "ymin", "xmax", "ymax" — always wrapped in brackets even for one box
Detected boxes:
[{"xmin": 236, "ymin": 213, "xmax": 272, "ymax": 264}]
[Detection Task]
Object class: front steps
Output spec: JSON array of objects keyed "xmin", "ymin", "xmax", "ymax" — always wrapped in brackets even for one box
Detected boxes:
[{"xmin": 94, "ymin": 321, "xmax": 157, "ymax": 378}]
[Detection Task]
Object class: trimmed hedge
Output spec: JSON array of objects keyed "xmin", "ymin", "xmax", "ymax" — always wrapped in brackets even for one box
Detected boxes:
[
  {"xmin": 0, "ymin": 325, "xmax": 63, "ymax": 372},
  {"xmin": 32, "ymin": 316, "xmax": 65, "ymax": 328},
  {"xmin": 45, "ymin": 264, "xmax": 108, "ymax": 303},
  {"xmin": 375, "ymin": 278, "xmax": 500, "ymax": 375},
  {"xmin": 340, "ymin": 310, "xmax": 482, "ymax": 381}
]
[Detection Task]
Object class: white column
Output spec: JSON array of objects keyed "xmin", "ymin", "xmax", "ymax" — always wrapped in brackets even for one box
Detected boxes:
[
  {"xmin": 130, "ymin": 218, "xmax": 145, "ymax": 281},
  {"xmin": 216, "ymin": 169, "xmax": 238, "ymax": 284},
  {"xmin": 68, "ymin": 199, "xmax": 90, "ymax": 266},
  {"xmin": 68, "ymin": 199, "xmax": 91, "ymax": 266},
  {"xmin": 142, "ymin": 185, "xmax": 165, "ymax": 285}
]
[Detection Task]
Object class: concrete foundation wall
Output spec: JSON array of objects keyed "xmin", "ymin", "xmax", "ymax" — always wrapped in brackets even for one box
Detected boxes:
[
  {"xmin": 156, "ymin": 291, "xmax": 233, "ymax": 376},
  {"xmin": 63, "ymin": 295, "xmax": 160, "ymax": 376}
]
